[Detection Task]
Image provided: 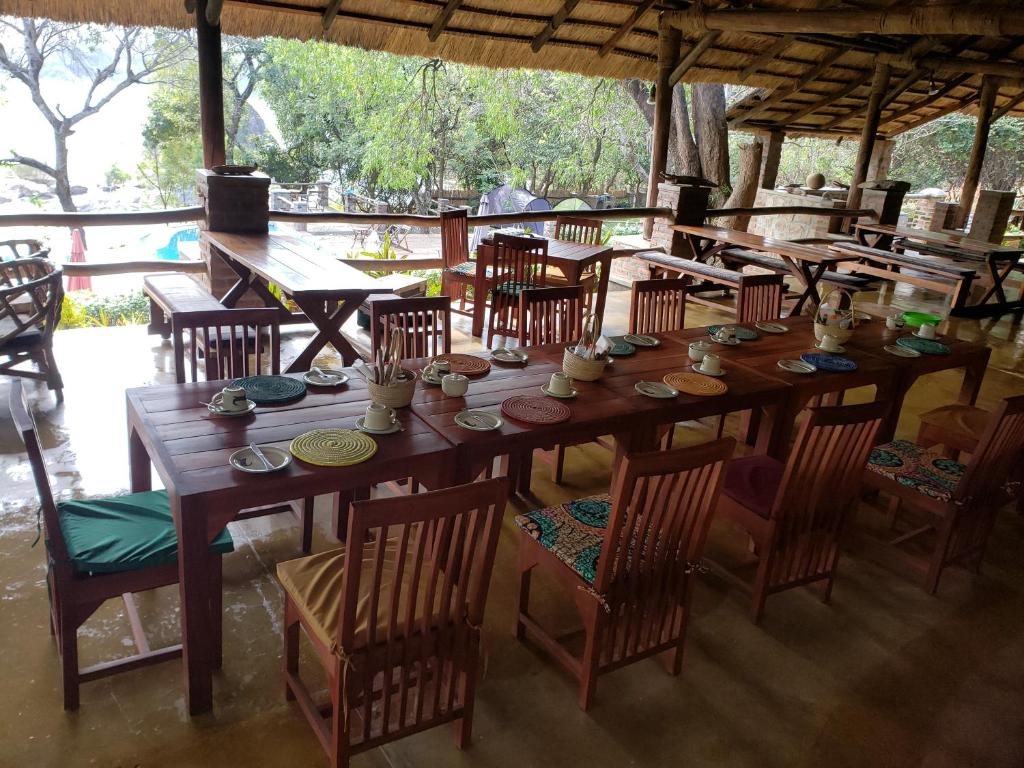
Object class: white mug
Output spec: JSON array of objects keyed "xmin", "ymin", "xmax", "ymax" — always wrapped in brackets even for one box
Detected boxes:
[
  {"xmin": 688, "ymin": 340, "xmax": 712, "ymax": 363},
  {"xmin": 918, "ymin": 323, "xmax": 937, "ymax": 339},
  {"xmin": 699, "ymin": 353, "xmax": 722, "ymax": 375},
  {"xmin": 886, "ymin": 312, "xmax": 904, "ymax": 331},
  {"xmin": 364, "ymin": 402, "xmax": 396, "ymax": 430},
  {"xmin": 820, "ymin": 334, "xmax": 842, "ymax": 352},
  {"xmin": 212, "ymin": 385, "xmax": 247, "ymax": 412},
  {"xmin": 441, "ymin": 373, "xmax": 469, "ymax": 397},
  {"xmin": 548, "ymin": 372, "xmax": 573, "ymax": 395},
  {"xmin": 715, "ymin": 326, "xmax": 736, "ymax": 343}
]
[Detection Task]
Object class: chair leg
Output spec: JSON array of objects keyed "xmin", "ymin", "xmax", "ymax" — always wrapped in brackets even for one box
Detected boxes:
[
  {"xmin": 578, "ymin": 622, "xmax": 600, "ymax": 711},
  {"xmin": 210, "ymin": 558, "xmax": 224, "ymax": 670},
  {"xmin": 59, "ymin": 604, "xmax": 80, "ymax": 711},
  {"xmin": 453, "ymin": 646, "xmax": 478, "ymax": 749},
  {"xmin": 515, "ymin": 539, "xmax": 534, "ymax": 642},
  {"xmin": 551, "ymin": 445, "xmax": 566, "ymax": 484},
  {"xmin": 283, "ymin": 596, "xmax": 300, "ymax": 702},
  {"xmin": 749, "ymin": 554, "xmax": 772, "ymax": 625},
  {"xmin": 300, "ymin": 497, "xmax": 315, "ymax": 554}
]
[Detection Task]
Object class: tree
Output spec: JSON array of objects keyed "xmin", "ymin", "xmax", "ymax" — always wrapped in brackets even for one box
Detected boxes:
[{"xmin": 0, "ymin": 18, "xmax": 188, "ymax": 210}]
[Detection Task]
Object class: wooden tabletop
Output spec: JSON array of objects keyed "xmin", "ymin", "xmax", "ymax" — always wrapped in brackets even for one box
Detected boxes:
[
  {"xmin": 672, "ymin": 224, "xmax": 845, "ymax": 264},
  {"xmin": 545, "ymin": 238, "xmax": 612, "ymax": 265},
  {"xmin": 203, "ymin": 232, "xmax": 381, "ymax": 298},
  {"xmin": 854, "ymin": 223, "xmax": 1023, "ymax": 257}
]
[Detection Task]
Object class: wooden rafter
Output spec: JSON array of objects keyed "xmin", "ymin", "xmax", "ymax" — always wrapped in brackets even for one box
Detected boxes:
[
  {"xmin": 598, "ymin": 0, "xmax": 658, "ymax": 58},
  {"xmin": 732, "ymin": 47, "xmax": 845, "ymax": 126},
  {"xmin": 887, "ymin": 89, "xmax": 980, "ymax": 134},
  {"xmin": 782, "ymin": 69, "xmax": 872, "ymax": 124},
  {"xmin": 738, "ymin": 35, "xmax": 794, "ymax": 82},
  {"xmin": 321, "ymin": 0, "xmax": 343, "ymax": 29},
  {"xmin": 668, "ymin": 31, "xmax": 720, "ymax": 85},
  {"xmin": 428, "ymin": 0, "xmax": 464, "ymax": 41},
  {"xmin": 205, "ymin": 0, "xmax": 224, "ymax": 25},
  {"xmin": 531, "ymin": 0, "xmax": 582, "ymax": 53},
  {"xmin": 993, "ymin": 90, "xmax": 1024, "ymax": 120}
]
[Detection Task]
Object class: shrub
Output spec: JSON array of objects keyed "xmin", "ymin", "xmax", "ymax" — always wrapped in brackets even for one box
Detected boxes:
[{"xmin": 59, "ymin": 290, "xmax": 151, "ymax": 329}]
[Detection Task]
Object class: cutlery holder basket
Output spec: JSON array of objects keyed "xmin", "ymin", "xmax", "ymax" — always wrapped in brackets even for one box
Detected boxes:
[
  {"xmin": 367, "ymin": 371, "xmax": 416, "ymax": 408},
  {"xmin": 563, "ymin": 347, "xmax": 605, "ymax": 382}
]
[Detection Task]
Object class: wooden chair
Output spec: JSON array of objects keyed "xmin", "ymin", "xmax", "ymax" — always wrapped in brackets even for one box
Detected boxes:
[
  {"xmin": 547, "ymin": 216, "xmax": 602, "ymax": 311},
  {"xmin": 369, "ymin": 295, "xmax": 451, "ymax": 359},
  {"xmin": 735, "ymin": 273, "xmax": 784, "ymax": 323},
  {"xmin": 439, "ymin": 208, "xmax": 475, "ymax": 316},
  {"xmin": 712, "ymin": 402, "xmax": 886, "ymax": 623},
  {"xmin": 1, "ymin": 238, "xmax": 49, "ymax": 260},
  {"xmin": 0, "ymin": 257, "xmax": 64, "ymax": 401},
  {"xmin": 279, "ymin": 477, "xmax": 507, "ymax": 768},
  {"xmin": 173, "ymin": 307, "xmax": 281, "ymax": 383},
  {"xmin": 9, "ymin": 380, "xmax": 233, "ymax": 710},
  {"xmin": 628, "ymin": 278, "xmax": 689, "ymax": 334},
  {"xmin": 487, "ymin": 234, "xmax": 548, "ymax": 347},
  {"xmin": 515, "ymin": 438, "xmax": 734, "ymax": 710},
  {"xmin": 517, "ymin": 285, "xmax": 585, "ymax": 347},
  {"xmin": 863, "ymin": 394, "xmax": 1024, "ymax": 594}
]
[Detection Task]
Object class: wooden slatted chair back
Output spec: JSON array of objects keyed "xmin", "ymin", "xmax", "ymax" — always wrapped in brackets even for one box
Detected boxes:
[
  {"xmin": 369, "ymin": 296, "xmax": 452, "ymax": 360},
  {"xmin": 175, "ymin": 307, "xmax": 281, "ymax": 383},
  {"xmin": 736, "ymin": 273, "xmax": 784, "ymax": 323},
  {"xmin": 554, "ymin": 216, "xmax": 603, "ymax": 246},
  {"xmin": 440, "ymin": 208, "xmax": 470, "ymax": 270},
  {"xmin": 592, "ymin": 438, "xmax": 733, "ymax": 667},
  {"xmin": 492, "ymin": 234, "xmax": 548, "ymax": 290},
  {"xmin": 337, "ymin": 477, "xmax": 507, "ymax": 751},
  {"xmin": 0, "ymin": 258, "xmax": 63, "ymax": 348},
  {"xmin": 518, "ymin": 285, "xmax": 585, "ymax": 346},
  {"xmin": 768, "ymin": 402, "xmax": 886, "ymax": 590},
  {"xmin": 628, "ymin": 278, "xmax": 689, "ymax": 334}
]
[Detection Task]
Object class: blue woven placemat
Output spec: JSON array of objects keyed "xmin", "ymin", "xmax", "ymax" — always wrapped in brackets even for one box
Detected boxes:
[
  {"xmin": 896, "ymin": 336, "xmax": 950, "ymax": 355},
  {"xmin": 800, "ymin": 352, "xmax": 858, "ymax": 372},
  {"xmin": 231, "ymin": 375, "xmax": 307, "ymax": 404}
]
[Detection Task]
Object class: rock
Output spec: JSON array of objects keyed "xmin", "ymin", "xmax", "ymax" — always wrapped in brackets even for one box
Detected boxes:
[
  {"xmin": 806, "ymin": 172, "xmax": 825, "ymax": 190},
  {"xmin": 70, "ymin": 185, "xmax": 88, "ymax": 195}
]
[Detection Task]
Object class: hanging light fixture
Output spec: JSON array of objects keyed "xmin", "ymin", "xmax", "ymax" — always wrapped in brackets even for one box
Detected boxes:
[{"xmin": 647, "ymin": 83, "xmax": 657, "ymax": 104}]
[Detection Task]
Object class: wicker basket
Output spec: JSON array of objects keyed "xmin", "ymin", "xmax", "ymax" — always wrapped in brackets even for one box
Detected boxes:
[
  {"xmin": 366, "ymin": 370, "xmax": 416, "ymax": 408},
  {"xmin": 812, "ymin": 287, "xmax": 856, "ymax": 344},
  {"xmin": 562, "ymin": 347, "xmax": 605, "ymax": 382}
]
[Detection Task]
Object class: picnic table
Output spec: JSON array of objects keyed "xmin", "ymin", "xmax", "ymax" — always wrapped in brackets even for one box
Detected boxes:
[
  {"xmin": 203, "ymin": 232, "xmax": 388, "ymax": 370},
  {"xmin": 671, "ymin": 224, "xmax": 848, "ymax": 315}
]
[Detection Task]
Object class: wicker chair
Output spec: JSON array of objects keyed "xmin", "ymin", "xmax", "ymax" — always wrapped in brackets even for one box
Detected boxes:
[
  {"xmin": 0, "ymin": 239, "xmax": 50, "ymax": 261},
  {"xmin": 0, "ymin": 258, "xmax": 64, "ymax": 401}
]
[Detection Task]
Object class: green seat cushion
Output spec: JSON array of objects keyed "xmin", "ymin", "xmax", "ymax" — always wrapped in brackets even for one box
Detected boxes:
[
  {"xmin": 491, "ymin": 280, "xmax": 540, "ymax": 299},
  {"xmin": 514, "ymin": 495, "xmax": 610, "ymax": 584},
  {"xmin": 57, "ymin": 490, "xmax": 234, "ymax": 574}
]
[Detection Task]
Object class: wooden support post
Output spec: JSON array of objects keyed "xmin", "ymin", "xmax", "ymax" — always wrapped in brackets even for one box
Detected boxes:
[
  {"xmin": 845, "ymin": 63, "xmax": 890, "ymax": 218},
  {"xmin": 196, "ymin": 0, "xmax": 226, "ymax": 169},
  {"xmin": 645, "ymin": 22, "xmax": 681, "ymax": 239},
  {"xmin": 956, "ymin": 76, "xmax": 1000, "ymax": 229},
  {"xmin": 867, "ymin": 138, "xmax": 893, "ymax": 182},
  {"xmin": 760, "ymin": 130, "xmax": 784, "ymax": 189}
]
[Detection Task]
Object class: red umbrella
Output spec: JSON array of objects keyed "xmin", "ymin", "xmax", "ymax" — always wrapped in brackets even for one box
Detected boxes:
[{"xmin": 67, "ymin": 228, "xmax": 91, "ymax": 292}]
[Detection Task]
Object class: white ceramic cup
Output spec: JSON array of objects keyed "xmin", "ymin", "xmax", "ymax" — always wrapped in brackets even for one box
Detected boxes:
[
  {"xmin": 886, "ymin": 312, "xmax": 904, "ymax": 331},
  {"xmin": 364, "ymin": 402, "xmax": 396, "ymax": 430},
  {"xmin": 548, "ymin": 372, "xmax": 573, "ymax": 395},
  {"xmin": 441, "ymin": 373, "xmax": 469, "ymax": 397},
  {"xmin": 715, "ymin": 326, "xmax": 736, "ymax": 343},
  {"xmin": 212, "ymin": 385, "xmax": 247, "ymax": 412},
  {"xmin": 918, "ymin": 322, "xmax": 937, "ymax": 339},
  {"xmin": 688, "ymin": 340, "xmax": 712, "ymax": 362},
  {"xmin": 699, "ymin": 353, "xmax": 722, "ymax": 375},
  {"xmin": 820, "ymin": 334, "xmax": 842, "ymax": 352}
]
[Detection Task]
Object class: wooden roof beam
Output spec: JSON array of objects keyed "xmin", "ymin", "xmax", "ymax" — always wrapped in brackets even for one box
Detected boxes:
[
  {"xmin": 993, "ymin": 90, "xmax": 1024, "ymax": 120},
  {"xmin": 881, "ymin": 54, "xmax": 1024, "ymax": 80},
  {"xmin": 598, "ymin": 0, "xmax": 658, "ymax": 58},
  {"xmin": 781, "ymin": 69, "xmax": 872, "ymax": 124},
  {"xmin": 428, "ymin": 0, "xmax": 463, "ymax": 41},
  {"xmin": 668, "ymin": 31, "xmax": 720, "ymax": 85},
  {"xmin": 321, "ymin": 0, "xmax": 343, "ymax": 29},
  {"xmin": 531, "ymin": 0, "xmax": 582, "ymax": 52},
  {"xmin": 738, "ymin": 35, "xmax": 794, "ymax": 82},
  {"xmin": 732, "ymin": 47, "xmax": 845, "ymax": 126}
]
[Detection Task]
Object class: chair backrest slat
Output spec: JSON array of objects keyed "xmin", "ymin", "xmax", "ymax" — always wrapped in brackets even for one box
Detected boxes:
[
  {"xmin": 440, "ymin": 208, "xmax": 470, "ymax": 270},
  {"xmin": 736, "ymin": 273, "xmax": 784, "ymax": 324},
  {"xmin": 174, "ymin": 307, "xmax": 280, "ymax": 383},
  {"xmin": 492, "ymin": 234, "xmax": 548, "ymax": 291},
  {"xmin": 518, "ymin": 285, "xmax": 585, "ymax": 346},
  {"xmin": 0, "ymin": 258, "xmax": 63, "ymax": 348},
  {"xmin": 554, "ymin": 215, "xmax": 603, "ymax": 246},
  {"xmin": 628, "ymin": 278, "xmax": 688, "ymax": 335},
  {"xmin": 369, "ymin": 296, "xmax": 452, "ymax": 361}
]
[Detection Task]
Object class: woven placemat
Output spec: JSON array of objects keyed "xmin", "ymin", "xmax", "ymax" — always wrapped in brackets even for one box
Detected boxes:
[
  {"xmin": 663, "ymin": 371, "xmax": 728, "ymax": 396},
  {"xmin": 501, "ymin": 395, "xmax": 571, "ymax": 425},
  {"xmin": 896, "ymin": 336, "xmax": 950, "ymax": 355},
  {"xmin": 433, "ymin": 353, "xmax": 491, "ymax": 376},
  {"xmin": 231, "ymin": 375, "xmax": 307, "ymax": 404},
  {"xmin": 289, "ymin": 429, "xmax": 377, "ymax": 467}
]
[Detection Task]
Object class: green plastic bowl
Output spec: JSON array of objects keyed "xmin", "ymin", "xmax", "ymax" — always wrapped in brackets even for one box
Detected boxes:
[{"xmin": 902, "ymin": 311, "xmax": 942, "ymax": 328}]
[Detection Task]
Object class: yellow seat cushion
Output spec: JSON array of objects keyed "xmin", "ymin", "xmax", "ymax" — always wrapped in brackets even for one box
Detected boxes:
[{"xmin": 277, "ymin": 539, "xmax": 448, "ymax": 654}]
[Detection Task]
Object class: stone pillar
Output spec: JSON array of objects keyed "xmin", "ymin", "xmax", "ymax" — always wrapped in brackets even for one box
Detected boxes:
[
  {"xmin": 859, "ymin": 180, "xmax": 910, "ymax": 227},
  {"xmin": 929, "ymin": 202, "xmax": 958, "ymax": 231},
  {"xmin": 967, "ymin": 190, "xmax": 1017, "ymax": 243},
  {"xmin": 650, "ymin": 182, "xmax": 711, "ymax": 256}
]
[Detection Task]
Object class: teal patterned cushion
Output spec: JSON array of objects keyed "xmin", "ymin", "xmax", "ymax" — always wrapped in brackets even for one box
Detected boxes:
[
  {"xmin": 514, "ymin": 495, "xmax": 610, "ymax": 584},
  {"xmin": 449, "ymin": 261, "xmax": 483, "ymax": 278},
  {"xmin": 867, "ymin": 439, "xmax": 965, "ymax": 502}
]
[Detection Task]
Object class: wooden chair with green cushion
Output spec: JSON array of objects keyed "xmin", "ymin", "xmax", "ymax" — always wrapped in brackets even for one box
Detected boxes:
[
  {"xmin": 9, "ymin": 380, "xmax": 234, "ymax": 710},
  {"xmin": 863, "ymin": 393, "xmax": 1024, "ymax": 594},
  {"xmin": 486, "ymin": 234, "xmax": 548, "ymax": 347},
  {"xmin": 439, "ymin": 208, "xmax": 476, "ymax": 316},
  {"xmin": 514, "ymin": 438, "xmax": 734, "ymax": 710},
  {"xmin": 279, "ymin": 477, "xmax": 506, "ymax": 768},
  {"xmin": 547, "ymin": 215, "xmax": 602, "ymax": 311}
]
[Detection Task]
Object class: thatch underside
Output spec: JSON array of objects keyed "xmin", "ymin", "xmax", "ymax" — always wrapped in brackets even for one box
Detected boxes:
[{"xmin": 6, "ymin": 0, "xmax": 1024, "ymax": 137}]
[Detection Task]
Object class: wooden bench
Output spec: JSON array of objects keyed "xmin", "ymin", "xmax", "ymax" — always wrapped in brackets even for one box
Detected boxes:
[
  {"xmin": 636, "ymin": 251, "xmax": 785, "ymax": 322},
  {"xmin": 830, "ymin": 242, "xmax": 977, "ymax": 309},
  {"xmin": 144, "ymin": 272, "xmax": 224, "ymax": 339},
  {"xmin": 357, "ymin": 273, "xmax": 430, "ymax": 328},
  {"xmin": 720, "ymin": 247, "xmax": 875, "ymax": 293}
]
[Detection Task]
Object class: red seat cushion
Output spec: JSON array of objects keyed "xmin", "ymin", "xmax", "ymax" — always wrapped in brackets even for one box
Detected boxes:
[{"xmin": 722, "ymin": 455, "xmax": 785, "ymax": 519}]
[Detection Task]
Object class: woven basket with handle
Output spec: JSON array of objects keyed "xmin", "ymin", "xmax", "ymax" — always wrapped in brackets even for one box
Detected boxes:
[
  {"xmin": 367, "ymin": 370, "xmax": 416, "ymax": 408},
  {"xmin": 562, "ymin": 347, "xmax": 605, "ymax": 381},
  {"xmin": 813, "ymin": 287, "xmax": 856, "ymax": 343}
]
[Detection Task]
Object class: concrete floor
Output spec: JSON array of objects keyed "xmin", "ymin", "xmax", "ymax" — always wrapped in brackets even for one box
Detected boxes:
[{"xmin": 1, "ymin": 281, "xmax": 1023, "ymax": 767}]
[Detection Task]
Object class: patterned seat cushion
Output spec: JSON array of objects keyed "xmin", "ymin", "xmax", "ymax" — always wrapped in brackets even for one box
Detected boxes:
[
  {"xmin": 448, "ymin": 261, "xmax": 492, "ymax": 279},
  {"xmin": 866, "ymin": 439, "xmax": 965, "ymax": 502},
  {"xmin": 514, "ymin": 495, "xmax": 610, "ymax": 584}
]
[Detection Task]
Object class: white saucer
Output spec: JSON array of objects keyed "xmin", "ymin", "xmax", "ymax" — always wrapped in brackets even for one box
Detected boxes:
[
  {"xmin": 884, "ymin": 344, "xmax": 921, "ymax": 358},
  {"xmin": 541, "ymin": 385, "xmax": 577, "ymax": 399},
  {"xmin": 455, "ymin": 410, "xmax": 503, "ymax": 431},
  {"xmin": 815, "ymin": 343, "xmax": 846, "ymax": 354},
  {"xmin": 491, "ymin": 348, "xmax": 528, "ymax": 363},
  {"xmin": 635, "ymin": 381, "xmax": 678, "ymax": 399},
  {"xmin": 711, "ymin": 335, "xmax": 741, "ymax": 346},
  {"xmin": 303, "ymin": 368, "xmax": 349, "ymax": 387},
  {"xmin": 355, "ymin": 416, "xmax": 401, "ymax": 435},
  {"xmin": 691, "ymin": 364, "xmax": 725, "ymax": 377},
  {"xmin": 229, "ymin": 445, "xmax": 291, "ymax": 473},
  {"xmin": 421, "ymin": 372, "xmax": 444, "ymax": 386},
  {"xmin": 208, "ymin": 400, "xmax": 256, "ymax": 417},
  {"xmin": 913, "ymin": 331, "xmax": 942, "ymax": 341},
  {"xmin": 777, "ymin": 359, "xmax": 816, "ymax": 374},
  {"xmin": 755, "ymin": 321, "xmax": 789, "ymax": 334},
  {"xmin": 623, "ymin": 333, "xmax": 659, "ymax": 347}
]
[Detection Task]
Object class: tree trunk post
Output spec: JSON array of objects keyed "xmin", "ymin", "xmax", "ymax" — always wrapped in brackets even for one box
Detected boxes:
[
  {"xmin": 197, "ymin": 0, "xmax": 227, "ymax": 169},
  {"xmin": 723, "ymin": 141, "xmax": 764, "ymax": 232},
  {"xmin": 845, "ymin": 63, "xmax": 890, "ymax": 224},
  {"xmin": 645, "ymin": 20, "xmax": 681, "ymax": 239},
  {"xmin": 759, "ymin": 130, "xmax": 785, "ymax": 189},
  {"xmin": 955, "ymin": 75, "xmax": 1000, "ymax": 229}
]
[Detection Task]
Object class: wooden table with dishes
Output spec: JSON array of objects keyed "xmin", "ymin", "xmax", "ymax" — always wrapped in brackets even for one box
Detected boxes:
[
  {"xmin": 203, "ymin": 231, "xmax": 387, "ymax": 369},
  {"xmin": 471, "ymin": 236, "xmax": 613, "ymax": 337}
]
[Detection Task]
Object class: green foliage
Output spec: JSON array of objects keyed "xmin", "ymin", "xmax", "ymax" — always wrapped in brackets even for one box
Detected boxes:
[
  {"xmin": 138, "ymin": 61, "xmax": 203, "ymax": 207},
  {"xmin": 58, "ymin": 291, "xmax": 150, "ymax": 329},
  {"xmin": 359, "ymin": 232, "xmax": 400, "ymax": 278},
  {"xmin": 104, "ymin": 164, "xmax": 131, "ymax": 188}
]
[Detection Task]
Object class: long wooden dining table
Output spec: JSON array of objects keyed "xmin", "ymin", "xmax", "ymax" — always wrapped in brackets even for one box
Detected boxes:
[{"xmin": 125, "ymin": 314, "xmax": 989, "ymax": 715}]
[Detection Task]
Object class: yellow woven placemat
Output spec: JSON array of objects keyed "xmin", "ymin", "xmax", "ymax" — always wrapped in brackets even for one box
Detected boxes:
[{"xmin": 289, "ymin": 429, "xmax": 377, "ymax": 467}]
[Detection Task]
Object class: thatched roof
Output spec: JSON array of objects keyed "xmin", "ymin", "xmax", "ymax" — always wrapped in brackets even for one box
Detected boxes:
[{"xmin": 6, "ymin": 0, "xmax": 1024, "ymax": 137}]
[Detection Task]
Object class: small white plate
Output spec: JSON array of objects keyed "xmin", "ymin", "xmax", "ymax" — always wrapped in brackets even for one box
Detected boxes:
[
  {"xmin": 541, "ymin": 385, "xmax": 577, "ymax": 399},
  {"xmin": 421, "ymin": 372, "xmax": 444, "ymax": 386},
  {"xmin": 491, "ymin": 347, "xmax": 528, "ymax": 363},
  {"xmin": 635, "ymin": 381, "xmax": 679, "ymax": 399},
  {"xmin": 711, "ymin": 334, "xmax": 741, "ymax": 345},
  {"xmin": 229, "ymin": 445, "xmax": 291, "ymax": 473},
  {"xmin": 303, "ymin": 368, "xmax": 349, "ymax": 387},
  {"xmin": 755, "ymin": 321, "xmax": 789, "ymax": 334},
  {"xmin": 208, "ymin": 400, "xmax": 257, "ymax": 417},
  {"xmin": 623, "ymin": 333, "xmax": 660, "ymax": 347},
  {"xmin": 355, "ymin": 416, "xmax": 401, "ymax": 435},
  {"xmin": 815, "ymin": 343, "xmax": 846, "ymax": 354},
  {"xmin": 913, "ymin": 331, "xmax": 942, "ymax": 341},
  {"xmin": 778, "ymin": 359, "xmax": 816, "ymax": 374},
  {"xmin": 691, "ymin": 364, "xmax": 725, "ymax": 377},
  {"xmin": 455, "ymin": 410, "xmax": 503, "ymax": 431},
  {"xmin": 884, "ymin": 344, "xmax": 921, "ymax": 358}
]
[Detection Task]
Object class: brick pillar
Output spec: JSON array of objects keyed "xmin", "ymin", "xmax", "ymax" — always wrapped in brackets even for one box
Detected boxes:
[
  {"xmin": 967, "ymin": 190, "xmax": 1017, "ymax": 243},
  {"xmin": 858, "ymin": 180, "xmax": 910, "ymax": 227},
  {"xmin": 650, "ymin": 182, "xmax": 710, "ymax": 256},
  {"xmin": 929, "ymin": 202, "xmax": 958, "ymax": 231}
]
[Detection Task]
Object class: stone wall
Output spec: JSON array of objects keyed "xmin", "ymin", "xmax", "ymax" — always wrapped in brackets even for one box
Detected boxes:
[
  {"xmin": 747, "ymin": 189, "xmax": 840, "ymax": 241},
  {"xmin": 901, "ymin": 192, "xmax": 947, "ymax": 229}
]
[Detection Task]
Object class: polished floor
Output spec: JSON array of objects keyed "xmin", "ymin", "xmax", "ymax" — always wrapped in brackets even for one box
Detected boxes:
[{"xmin": 1, "ymin": 280, "xmax": 1023, "ymax": 767}]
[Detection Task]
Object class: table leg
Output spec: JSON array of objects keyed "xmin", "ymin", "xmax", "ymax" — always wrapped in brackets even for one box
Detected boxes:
[
  {"xmin": 128, "ymin": 421, "xmax": 152, "ymax": 493},
  {"xmin": 958, "ymin": 351, "xmax": 991, "ymax": 405},
  {"xmin": 289, "ymin": 295, "xmax": 363, "ymax": 370},
  {"xmin": 977, "ymin": 256, "xmax": 1015, "ymax": 306},
  {"xmin": 173, "ymin": 494, "xmax": 214, "ymax": 715},
  {"xmin": 789, "ymin": 260, "xmax": 827, "ymax": 316},
  {"xmin": 472, "ymin": 247, "xmax": 490, "ymax": 339}
]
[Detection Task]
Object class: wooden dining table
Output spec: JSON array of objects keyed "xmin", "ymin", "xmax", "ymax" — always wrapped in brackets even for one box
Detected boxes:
[
  {"xmin": 471, "ymin": 236, "xmax": 613, "ymax": 337},
  {"xmin": 203, "ymin": 231, "xmax": 387, "ymax": 370}
]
